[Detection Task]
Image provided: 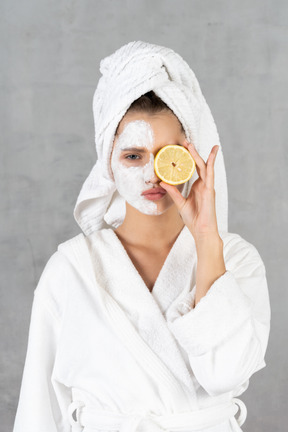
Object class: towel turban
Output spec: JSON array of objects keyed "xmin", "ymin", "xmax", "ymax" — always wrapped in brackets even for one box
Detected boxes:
[{"xmin": 73, "ymin": 41, "xmax": 228, "ymax": 235}]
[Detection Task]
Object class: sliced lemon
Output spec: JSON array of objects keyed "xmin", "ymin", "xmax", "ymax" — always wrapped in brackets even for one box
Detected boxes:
[{"xmin": 154, "ymin": 145, "xmax": 196, "ymax": 185}]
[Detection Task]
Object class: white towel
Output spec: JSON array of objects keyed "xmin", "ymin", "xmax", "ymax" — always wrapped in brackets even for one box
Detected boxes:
[{"xmin": 73, "ymin": 40, "xmax": 228, "ymax": 235}]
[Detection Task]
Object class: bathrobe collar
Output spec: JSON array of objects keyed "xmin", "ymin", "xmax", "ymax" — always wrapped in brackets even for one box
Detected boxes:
[
  {"xmin": 58, "ymin": 225, "xmax": 199, "ymax": 409},
  {"xmin": 106, "ymin": 225, "xmax": 196, "ymax": 314}
]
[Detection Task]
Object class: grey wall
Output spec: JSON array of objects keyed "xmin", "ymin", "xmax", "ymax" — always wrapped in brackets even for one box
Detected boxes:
[{"xmin": 1, "ymin": 0, "xmax": 287, "ymax": 430}]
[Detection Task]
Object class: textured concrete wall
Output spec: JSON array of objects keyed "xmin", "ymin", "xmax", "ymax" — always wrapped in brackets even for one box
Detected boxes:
[{"xmin": 1, "ymin": 0, "xmax": 286, "ymax": 430}]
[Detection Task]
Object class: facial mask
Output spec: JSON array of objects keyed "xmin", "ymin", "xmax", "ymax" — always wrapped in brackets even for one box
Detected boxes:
[{"xmin": 111, "ymin": 120, "xmax": 165, "ymax": 216}]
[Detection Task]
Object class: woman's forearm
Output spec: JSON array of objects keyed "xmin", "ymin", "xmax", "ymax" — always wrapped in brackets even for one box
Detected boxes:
[{"xmin": 194, "ymin": 234, "xmax": 226, "ymax": 307}]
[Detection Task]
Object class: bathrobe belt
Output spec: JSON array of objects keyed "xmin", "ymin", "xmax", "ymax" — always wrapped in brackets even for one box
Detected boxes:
[{"xmin": 68, "ymin": 397, "xmax": 247, "ymax": 432}]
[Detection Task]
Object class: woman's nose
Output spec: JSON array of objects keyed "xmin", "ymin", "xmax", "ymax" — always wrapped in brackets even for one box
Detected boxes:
[{"xmin": 145, "ymin": 172, "xmax": 160, "ymax": 185}]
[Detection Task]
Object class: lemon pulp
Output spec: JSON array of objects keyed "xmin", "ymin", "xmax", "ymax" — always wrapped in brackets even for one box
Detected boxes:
[{"xmin": 154, "ymin": 145, "xmax": 196, "ymax": 185}]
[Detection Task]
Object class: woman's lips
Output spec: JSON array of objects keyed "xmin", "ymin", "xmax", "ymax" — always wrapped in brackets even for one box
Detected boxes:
[{"xmin": 142, "ymin": 187, "xmax": 167, "ymax": 201}]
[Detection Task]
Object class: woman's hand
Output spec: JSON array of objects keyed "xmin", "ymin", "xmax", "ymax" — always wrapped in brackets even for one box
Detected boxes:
[{"xmin": 159, "ymin": 140, "xmax": 220, "ymax": 241}]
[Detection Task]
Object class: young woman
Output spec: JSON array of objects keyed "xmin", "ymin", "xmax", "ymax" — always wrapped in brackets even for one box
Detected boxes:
[{"xmin": 13, "ymin": 42, "xmax": 271, "ymax": 432}]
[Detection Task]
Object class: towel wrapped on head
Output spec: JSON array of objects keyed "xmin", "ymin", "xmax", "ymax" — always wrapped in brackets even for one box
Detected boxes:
[{"xmin": 73, "ymin": 40, "xmax": 228, "ymax": 235}]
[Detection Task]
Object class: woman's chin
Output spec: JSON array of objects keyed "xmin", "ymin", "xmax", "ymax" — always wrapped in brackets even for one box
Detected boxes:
[
  {"xmin": 125, "ymin": 196, "xmax": 174, "ymax": 216},
  {"xmin": 138, "ymin": 203, "xmax": 171, "ymax": 217}
]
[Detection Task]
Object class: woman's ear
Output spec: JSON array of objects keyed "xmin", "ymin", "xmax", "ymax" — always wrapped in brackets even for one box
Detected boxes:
[
  {"xmin": 109, "ymin": 139, "xmax": 116, "ymax": 181},
  {"xmin": 110, "ymin": 161, "xmax": 115, "ymax": 182}
]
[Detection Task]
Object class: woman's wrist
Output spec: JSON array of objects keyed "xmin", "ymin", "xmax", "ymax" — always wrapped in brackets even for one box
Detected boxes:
[
  {"xmin": 194, "ymin": 231, "xmax": 224, "ymax": 252},
  {"xmin": 193, "ymin": 232, "xmax": 226, "ymax": 306}
]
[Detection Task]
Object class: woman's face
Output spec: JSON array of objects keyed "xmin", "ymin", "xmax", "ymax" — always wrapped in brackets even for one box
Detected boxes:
[{"xmin": 110, "ymin": 110, "xmax": 187, "ymax": 216}]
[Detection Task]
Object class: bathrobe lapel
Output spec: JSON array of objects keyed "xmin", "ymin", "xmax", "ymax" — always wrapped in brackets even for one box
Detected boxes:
[{"xmin": 60, "ymin": 227, "xmax": 199, "ymax": 410}]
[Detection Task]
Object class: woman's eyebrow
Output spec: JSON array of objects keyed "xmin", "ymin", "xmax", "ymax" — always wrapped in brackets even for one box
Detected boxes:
[{"xmin": 120, "ymin": 147, "xmax": 147, "ymax": 152}]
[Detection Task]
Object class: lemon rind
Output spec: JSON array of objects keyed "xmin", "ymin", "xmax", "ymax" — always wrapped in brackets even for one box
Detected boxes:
[{"xmin": 154, "ymin": 145, "xmax": 196, "ymax": 185}]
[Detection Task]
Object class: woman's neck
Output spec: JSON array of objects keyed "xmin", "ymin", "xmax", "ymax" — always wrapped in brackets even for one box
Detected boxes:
[{"xmin": 114, "ymin": 203, "xmax": 185, "ymax": 249}]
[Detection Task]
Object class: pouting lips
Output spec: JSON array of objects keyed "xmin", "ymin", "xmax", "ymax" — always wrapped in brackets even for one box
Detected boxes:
[{"xmin": 142, "ymin": 187, "xmax": 166, "ymax": 196}]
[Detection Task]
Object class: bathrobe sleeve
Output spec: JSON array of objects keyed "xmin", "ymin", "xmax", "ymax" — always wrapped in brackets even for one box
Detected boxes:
[
  {"xmin": 166, "ymin": 232, "xmax": 271, "ymax": 397},
  {"xmin": 13, "ymin": 251, "xmax": 72, "ymax": 432}
]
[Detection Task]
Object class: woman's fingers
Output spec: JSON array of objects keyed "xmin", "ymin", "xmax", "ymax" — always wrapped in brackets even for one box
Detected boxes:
[
  {"xmin": 183, "ymin": 140, "xmax": 219, "ymax": 188},
  {"xmin": 159, "ymin": 182, "xmax": 186, "ymax": 211},
  {"xmin": 206, "ymin": 145, "xmax": 219, "ymax": 190},
  {"xmin": 183, "ymin": 140, "xmax": 207, "ymax": 183}
]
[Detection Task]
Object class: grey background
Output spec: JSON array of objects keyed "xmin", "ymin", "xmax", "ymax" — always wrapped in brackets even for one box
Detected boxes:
[{"xmin": 1, "ymin": 0, "xmax": 286, "ymax": 430}]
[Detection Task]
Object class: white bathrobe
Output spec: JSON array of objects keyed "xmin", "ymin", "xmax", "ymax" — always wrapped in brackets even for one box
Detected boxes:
[{"xmin": 13, "ymin": 225, "xmax": 271, "ymax": 432}]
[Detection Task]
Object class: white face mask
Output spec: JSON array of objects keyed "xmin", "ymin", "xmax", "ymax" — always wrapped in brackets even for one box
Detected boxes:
[{"xmin": 111, "ymin": 120, "xmax": 164, "ymax": 215}]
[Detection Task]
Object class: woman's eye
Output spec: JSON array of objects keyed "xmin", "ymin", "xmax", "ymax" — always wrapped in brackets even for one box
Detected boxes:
[{"xmin": 125, "ymin": 154, "xmax": 141, "ymax": 160}]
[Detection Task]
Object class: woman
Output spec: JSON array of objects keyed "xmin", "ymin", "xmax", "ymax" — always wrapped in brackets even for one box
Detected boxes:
[
  {"xmin": 13, "ymin": 41, "xmax": 271, "ymax": 432},
  {"xmin": 110, "ymin": 94, "xmax": 224, "ymax": 301}
]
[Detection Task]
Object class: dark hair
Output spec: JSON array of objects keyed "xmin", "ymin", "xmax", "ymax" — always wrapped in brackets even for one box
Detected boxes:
[
  {"xmin": 116, "ymin": 90, "xmax": 185, "ymax": 134},
  {"xmin": 127, "ymin": 90, "xmax": 171, "ymax": 114}
]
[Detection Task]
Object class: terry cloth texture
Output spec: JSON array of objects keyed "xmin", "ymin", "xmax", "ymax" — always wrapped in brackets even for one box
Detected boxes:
[{"xmin": 73, "ymin": 41, "xmax": 228, "ymax": 235}]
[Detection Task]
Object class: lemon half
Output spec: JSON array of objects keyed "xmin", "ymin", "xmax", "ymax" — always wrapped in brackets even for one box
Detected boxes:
[{"xmin": 154, "ymin": 145, "xmax": 196, "ymax": 185}]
